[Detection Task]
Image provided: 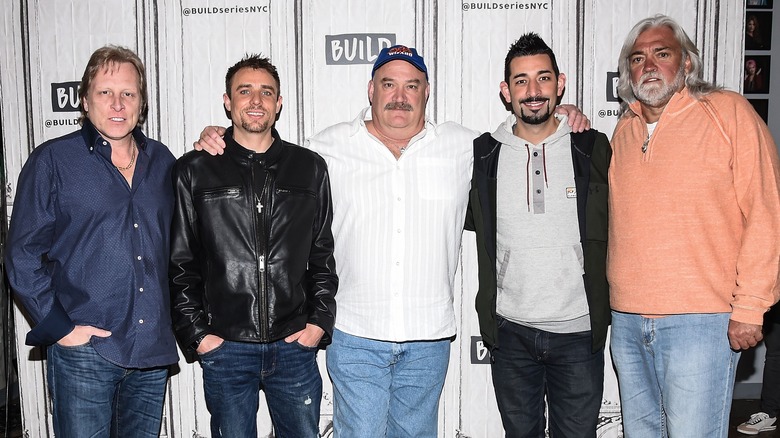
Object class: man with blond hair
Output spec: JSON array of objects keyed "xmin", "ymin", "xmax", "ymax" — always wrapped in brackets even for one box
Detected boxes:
[{"xmin": 6, "ymin": 45, "xmax": 178, "ymax": 437}]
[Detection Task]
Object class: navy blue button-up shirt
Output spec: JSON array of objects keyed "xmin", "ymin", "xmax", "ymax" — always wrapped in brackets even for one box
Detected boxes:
[{"xmin": 5, "ymin": 120, "xmax": 179, "ymax": 368}]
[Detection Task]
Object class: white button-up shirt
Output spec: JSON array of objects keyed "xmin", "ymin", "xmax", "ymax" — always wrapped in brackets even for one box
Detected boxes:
[{"xmin": 307, "ymin": 108, "xmax": 476, "ymax": 341}]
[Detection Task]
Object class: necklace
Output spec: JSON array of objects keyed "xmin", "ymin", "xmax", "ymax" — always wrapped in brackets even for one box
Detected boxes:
[
  {"xmin": 641, "ymin": 134, "xmax": 650, "ymax": 153},
  {"xmin": 116, "ymin": 140, "xmax": 137, "ymax": 171},
  {"xmin": 374, "ymin": 127, "xmax": 414, "ymax": 154}
]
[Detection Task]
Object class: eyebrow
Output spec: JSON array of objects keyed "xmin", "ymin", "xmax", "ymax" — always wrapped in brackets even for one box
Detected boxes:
[
  {"xmin": 235, "ymin": 83, "xmax": 277, "ymax": 93},
  {"xmin": 379, "ymin": 77, "xmax": 423, "ymax": 85},
  {"xmin": 511, "ymin": 69, "xmax": 553, "ymax": 80},
  {"xmin": 630, "ymin": 46, "xmax": 671, "ymax": 58}
]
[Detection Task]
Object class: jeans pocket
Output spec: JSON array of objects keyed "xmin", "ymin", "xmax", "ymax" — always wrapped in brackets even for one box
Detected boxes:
[
  {"xmin": 198, "ymin": 340, "xmax": 227, "ymax": 358},
  {"xmin": 55, "ymin": 340, "xmax": 92, "ymax": 350},
  {"xmin": 293, "ymin": 341, "xmax": 319, "ymax": 352}
]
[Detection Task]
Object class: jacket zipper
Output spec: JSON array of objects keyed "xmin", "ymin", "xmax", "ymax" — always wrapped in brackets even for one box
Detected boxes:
[{"xmin": 251, "ymin": 162, "xmax": 270, "ymax": 340}]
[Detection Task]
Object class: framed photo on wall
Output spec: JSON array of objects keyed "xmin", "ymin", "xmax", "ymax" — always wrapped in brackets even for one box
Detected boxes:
[
  {"xmin": 748, "ymin": 99, "xmax": 769, "ymax": 122},
  {"xmin": 745, "ymin": 12, "xmax": 772, "ymax": 50},
  {"xmin": 744, "ymin": 55, "xmax": 771, "ymax": 94},
  {"xmin": 746, "ymin": 0, "xmax": 773, "ymax": 9}
]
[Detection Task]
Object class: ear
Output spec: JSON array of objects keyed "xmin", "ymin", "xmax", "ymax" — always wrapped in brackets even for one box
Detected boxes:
[
  {"xmin": 500, "ymin": 81, "xmax": 511, "ymax": 104},
  {"xmin": 223, "ymin": 92, "xmax": 231, "ymax": 113},
  {"xmin": 367, "ymin": 79, "xmax": 374, "ymax": 105},
  {"xmin": 557, "ymin": 73, "xmax": 567, "ymax": 97},
  {"xmin": 684, "ymin": 57, "xmax": 692, "ymax": 75},
  {"xmin": 82, "ymin": 96, "xmax": 89, "ymax": 113},
  {"xmin": 275, "ymin": 94, "xmax": 283, "ymax": 115}
]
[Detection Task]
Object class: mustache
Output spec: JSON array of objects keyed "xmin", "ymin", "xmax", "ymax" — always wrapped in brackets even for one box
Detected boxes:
[
  {"xmin": 519, "ymin": 96, "xmax": 550, "ymax": 104},
  {"xmin": 639, "ymin": 72, "xmax": 662, "ymax": 83},
  {"xmin": 384, "ymin": 102, "xmax": 414, "ymax": 111}
]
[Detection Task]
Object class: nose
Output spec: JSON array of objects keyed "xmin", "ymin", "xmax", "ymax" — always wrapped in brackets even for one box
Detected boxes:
[
  {"xmin": 527, "ymin": 80, "xmax": 540, "ymax": 97},
  {"xmin": 643, "ymin": 57, "xmax": 657, "ymax": 72},
  {"xmin": 391, "ymin": 86, "xmax": 406, "ymax": 102},
  {"xmin": 111, "ymin": 94, "xmax": 124, "ymax": 111}
]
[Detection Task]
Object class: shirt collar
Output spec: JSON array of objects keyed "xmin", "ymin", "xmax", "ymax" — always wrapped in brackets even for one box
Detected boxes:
[
  {"xmin": 80, "ymin": 118, "xmax": 148, "ymax": 154},
  {"xmin": 223, "ymin": 126, "xmax": 284, "ymax": 163},
  {"xmin": 350, "ymin": 106, "xmax": 435, "ymax": 139},
  {"xmin": 627, "ymin": 87, "xmax": 690, "ymax": 122}
]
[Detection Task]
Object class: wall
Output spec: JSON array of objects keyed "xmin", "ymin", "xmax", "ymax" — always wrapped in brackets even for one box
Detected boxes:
[{"xmin": 0, "ymin": 1, "xmax": 745, "ymax": 436}]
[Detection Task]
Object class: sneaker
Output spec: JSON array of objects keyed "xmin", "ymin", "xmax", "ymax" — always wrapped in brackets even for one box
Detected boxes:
[{"xmin": 737, "ymin": 412, "xmax": 777, "ymax": 435}]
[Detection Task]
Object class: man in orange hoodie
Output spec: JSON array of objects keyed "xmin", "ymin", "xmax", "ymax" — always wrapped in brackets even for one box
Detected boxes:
[{"xmin": 608, "ymin": 14, "xmax": 780, "ymax": 438}]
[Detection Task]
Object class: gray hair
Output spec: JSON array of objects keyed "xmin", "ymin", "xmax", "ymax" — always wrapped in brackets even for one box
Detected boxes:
[{"xmin": 617, "ymin": 14, "xmax": 721, "ymax": 115}]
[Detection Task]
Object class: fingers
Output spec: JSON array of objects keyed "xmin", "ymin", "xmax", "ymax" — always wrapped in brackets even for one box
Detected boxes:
[
  {"xmin": 555, "ymin": 104, "xmax": 591, "ymax": 133},
  {"xmin": 193, "ymin": 126, "xmax": 228, "ymax": 155},
  {"xmin": 90, "ymin": 327, "xmax": 112, "ymax": 337},
  {"xmin": 285, "ymin": 324, "xmax": 324, "ymax": 347},
  {"xmin": 196, "ymin": 334, "xmax": 224, "ymax": 355},
  {"xmin": 727, "ymin": 321, "xmax": 764, "ymax": 350},
  {"xmin": 58, "ymin": 325, "xmax": 111, "ymax": 346}
]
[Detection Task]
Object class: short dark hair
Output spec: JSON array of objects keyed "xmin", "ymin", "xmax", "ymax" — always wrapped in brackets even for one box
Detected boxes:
[
  {"xmin": 225, "ymin": 54, "xmax": 280, "ymax": 97},
  {"xmin": 78, "ymin": 45, "xmax": 148, "ymax": 126},
  {"xmin": 504, "ymin": 32, "xmax": 560, "ymax": 84}
]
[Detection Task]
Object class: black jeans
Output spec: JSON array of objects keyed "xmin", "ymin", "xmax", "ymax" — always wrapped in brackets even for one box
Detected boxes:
[
  {"xmin": 761, "ymin": 305, "xmax": 780, "ymax": 417},
  {"xmin": 491, "ymin": 317, "xmax": 604, "ymax": 438}
]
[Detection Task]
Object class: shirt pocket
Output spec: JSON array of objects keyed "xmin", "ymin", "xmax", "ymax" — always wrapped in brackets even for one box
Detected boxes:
[{"xmin": 416, "ymin": 157, "xmax": 457, "ymax": 200}]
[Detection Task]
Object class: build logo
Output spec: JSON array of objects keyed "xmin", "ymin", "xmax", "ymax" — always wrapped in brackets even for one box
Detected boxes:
[
  {"xmin": 51, "ymin": 81, "xmax": 80, "ymax": 112},
  {"xmin": 605, "ymin": 72, "xmax": 619, "ymax": 102},
  {"xmin": 471, "ymin": 336, "xmax": 490, "ymax": 364},
  {"xmin": 325, "ymin": 33, "xmax": 395, "ymax": 65}
]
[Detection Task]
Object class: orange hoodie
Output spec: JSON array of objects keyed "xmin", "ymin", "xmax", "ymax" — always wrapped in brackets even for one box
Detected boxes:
[{"xmin": 608, "ymin": 88, "xmax": 780, "ymax": 325}]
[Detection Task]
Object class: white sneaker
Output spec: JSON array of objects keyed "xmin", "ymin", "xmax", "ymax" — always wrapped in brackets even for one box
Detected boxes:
[{"xmin": 737, "ymin": 412, "xmax": 777, "ymax": 435}]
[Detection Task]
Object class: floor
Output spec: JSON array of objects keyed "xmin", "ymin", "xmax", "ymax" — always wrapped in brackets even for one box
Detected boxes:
[{"xmin": 0, "ymin": 393, "xmax": 776, "ymax": 437}]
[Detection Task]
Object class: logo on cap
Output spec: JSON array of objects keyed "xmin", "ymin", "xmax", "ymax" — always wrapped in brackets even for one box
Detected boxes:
[{"xmin": 371, "ymin": 44, "xmax": 428, "ymax": 79}]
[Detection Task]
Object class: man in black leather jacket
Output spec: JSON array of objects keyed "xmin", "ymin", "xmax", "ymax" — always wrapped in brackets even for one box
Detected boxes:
[{"xmin": 169, "ymin": 54, "xmax": 337, "ymax": 438}]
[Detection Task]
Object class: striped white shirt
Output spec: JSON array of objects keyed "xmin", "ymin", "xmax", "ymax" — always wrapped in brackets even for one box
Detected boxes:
[{"xmin": 306, "ymin": 108, "xmax": 476, "ymax": 341}]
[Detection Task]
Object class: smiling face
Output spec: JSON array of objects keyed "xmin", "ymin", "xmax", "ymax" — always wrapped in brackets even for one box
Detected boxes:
[
  {"xmin": 81, "ymin": 62, "xmax": 141, "ymax": 144},
  {"xmin": 500, "ymin": 54, "xmax": 565, "ymax": 127},
  {"xmin": 223, "ymin": 67, "xmax": 282, "ymax": 137},
  {"xmin": 628, "ymin": 25, "xmax": 690, "ymax": 109},
  {"xmin": 368, "ymin": 60, "xmax": 429, "ymax": 136}
]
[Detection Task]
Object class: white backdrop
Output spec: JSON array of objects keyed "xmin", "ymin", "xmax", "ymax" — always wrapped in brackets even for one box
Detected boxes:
[{"xmin": 0, "ymin": 1, "xmax": 744, "ymax": 436}]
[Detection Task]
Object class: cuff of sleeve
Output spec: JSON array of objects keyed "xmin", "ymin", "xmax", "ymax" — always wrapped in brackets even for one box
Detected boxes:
[
  {"xmin": 730, "ymin": 305, "xmax": 767, "ymax": 326},
  {"xmin": 25, "ymin": 299, "xmax": 74, "ymax": 346}
]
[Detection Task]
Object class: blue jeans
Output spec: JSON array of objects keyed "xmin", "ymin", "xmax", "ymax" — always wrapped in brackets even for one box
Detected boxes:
[
  {"xmin": 47, "ymin": 342, "xmax": 168, "ymax": 438},
  {"xmin": 610, "ymin": 312, "xmax": 739, "ymax": 438},
  {"xmin": 199, "ymin": 339, "xmax": 321, "ymax": 438},
  {"xmin": 491, "ymin": 318, "xmax": 604, "ymax": 438},
  {"xmin": 326, "ymin": 329, "xmax": 451, "ymax": 437}
]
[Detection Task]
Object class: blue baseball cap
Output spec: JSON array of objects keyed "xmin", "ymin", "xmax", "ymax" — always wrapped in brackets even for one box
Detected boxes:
[{"xmin": 371, "ymin": 45, "xmax": 428, "ymax": 80}]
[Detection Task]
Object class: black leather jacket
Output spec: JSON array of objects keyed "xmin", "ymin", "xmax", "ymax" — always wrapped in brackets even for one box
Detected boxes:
[{"xmin": 170, "ymin": 128, "xmax": 337, "ymax": 349}]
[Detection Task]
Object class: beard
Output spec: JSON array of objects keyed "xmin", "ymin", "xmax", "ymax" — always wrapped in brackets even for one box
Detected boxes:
[
  {"xmin": 632, "ymin": 64, "xmax": 686, "ymax": 107},
  {"xmin": 239, "ymin": 107, "xmax": 272, "ymax": 133},
  {"xmin": 518, "ymin": 97, "xmax": 553, "ymax": 125},
  {"xmin": 241, "ymin": 119, "xmax": 271, "ymax": 133}
]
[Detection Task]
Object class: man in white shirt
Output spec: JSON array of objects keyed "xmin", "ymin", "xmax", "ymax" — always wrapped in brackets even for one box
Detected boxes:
[
  {"xmin": 195, "ymin": 45, "xmax": 588, "ymax": 437},
  {"xmin": 306, "ymin": 46, "xmax": 476, "ymax": 437}
]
